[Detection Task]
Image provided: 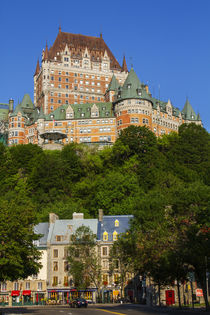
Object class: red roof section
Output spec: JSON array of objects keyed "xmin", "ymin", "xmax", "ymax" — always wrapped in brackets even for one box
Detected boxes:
[
  {"xmin": 48, "ymin": 31, "xmax": 122, "ymax": 70},
  {"xmin": 122, "ymin": 55, "xmax": 128, "ymax": 72},
  {"xmin": 34, "ymin": 59, "xmax": 40, "ymax": 76}
]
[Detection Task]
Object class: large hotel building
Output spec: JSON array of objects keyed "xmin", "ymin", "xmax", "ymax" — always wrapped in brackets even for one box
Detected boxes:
[{"xmin": 4, "ymin": 28, "xmax": 201, "ymax": 147}]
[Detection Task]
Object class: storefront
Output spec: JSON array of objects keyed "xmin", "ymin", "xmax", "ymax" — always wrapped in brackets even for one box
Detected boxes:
[
  {"xmin": 102, "ymin": 289, "xmax": 113, "ymax": 303},
  {"xmin": 78, "ymin": 289, "xmax": 97, "ymax": 303},
  {"xmin": 11, "ymin": 290, "xmax": 21, "ymax": 306},
  {"xmin": 35, "ymin": 292, "xmax": 45, "ymax": 305},
  {"xmin": 48, "ymin": 289, "xmax": 70, "ymax": 304},
  {"xmin": 22, "ymin": 290, "xmax": 33, "ymax": 305},
  {"xmin": 47, "ymin": 288, "xmax": 97, "ymax": 304},
  {"xmin": 0, "ymin": 293, "xmax": 9, "ymax": 306}
]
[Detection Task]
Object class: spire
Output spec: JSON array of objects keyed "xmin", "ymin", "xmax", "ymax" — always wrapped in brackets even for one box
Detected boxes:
[
  {"xmin": 100, "ymin": 32, "xmax": 103, "ymax": 39},
  {"xmin": 197, "ymin": 112, "xmax": 201, "ymax": 121},
  {"xmin": 59, "ymin": 25, "xmax": 61, "ymax": 33},
  {"xmin": 34, "ymin": 59, "xmax": 40, "ymax": 76},
  {"xmin": 122, "ymin": 55, "xmax": 128, "ymax": 72},
  {"xmin": 182, "ymin": 98, "xmax": 197, "ymax": 121},
  {"xmin": 44, "ymin": 42, "xmax": 49, "ymax": 60},
  {"xmin": 107, "ymin": 74, "xmax": 120, "ymax": 92}
]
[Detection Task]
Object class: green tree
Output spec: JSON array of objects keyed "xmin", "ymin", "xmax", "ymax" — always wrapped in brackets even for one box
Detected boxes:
[
  {"xmin": 68, "ymin": 226, "xmax": 101, "ymax": 298},
  {"xmin": 109, "ymin": 234, "xmax": 135, "ymax": 298},
  {"xmin": 169, "ymin": 182, "xmax": 210, "ymax": 310},
  {"xmin": 0, "ymin": 196, "xmax": 41, "ymax": 281},
  {"xmin": 165, "ymin": 124, "xmax": 210, "ymax": 184}
]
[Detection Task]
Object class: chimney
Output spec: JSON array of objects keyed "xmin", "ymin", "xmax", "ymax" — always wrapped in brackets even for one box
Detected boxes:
[
  {"xmin": 72, "ymin": 212, "xmax": 84, "ymax": 220},
  {"xmin": 49, "ymin": 213, "xmax": 59, "ymax": 224},
  {"xmin": 9, "ymin": 99, "xmax": 14, "ymax": 112},
  {"xmin": 98, "ymin": 209, "xmax": 103, "ymax": 222}
]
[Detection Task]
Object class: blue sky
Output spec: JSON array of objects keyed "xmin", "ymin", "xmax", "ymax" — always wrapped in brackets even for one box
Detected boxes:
[{"xmin": 1, "ymin": 0, "xmax": 209, "ymax": 131}]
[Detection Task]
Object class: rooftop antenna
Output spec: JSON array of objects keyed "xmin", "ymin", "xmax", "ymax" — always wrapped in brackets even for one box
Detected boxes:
[
  {"xmin": 100, "ymin": 25, "xmax": 103, "ymax": 38},
  {"xmin": 152, "ymin": 86, "xmax": 155, "ymax": 98},
  {"xmin": 158, "ymin": 84, "xmax": 160, "ymax": 104},
  {"xmin": 129, "ymin": 56, "xmax": 133, "ymax": 68}
]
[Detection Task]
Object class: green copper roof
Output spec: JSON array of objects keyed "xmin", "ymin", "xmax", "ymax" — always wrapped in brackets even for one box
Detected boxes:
[
  {"xmin": 21, "ymin": 94, "xmax": 34, "ymax": 109},
  {"xmin": 10, "ymin": 94, "xmax": 34, "ymax": 118},
  {"xmin": 106, "ymin": 74, "xmax": 120, "ymax": 92},
  {"xmin": 38, "ymin": 106, "xmax": 45, "ymax": 119},
  {"xmin": 197, "ymin": 112, "xmax": 201, "ymax": 121},
  {"xmin": 9, "ymin": 94, "xmax": 40, "ymax": 125},
  {"xmin": 45, "ymin": 102, "xmax": 114, "ymax": 121},
  {"xmin": 114, "ymin": 67, "xmax": 151, "ymax": 103},
  {"xmin": 182, "ymin": 98, "xmax": 197, "ymax": 121},
  {"xmin": 0, "ymin": 104, "xmax": 9, "ymax": 121}
]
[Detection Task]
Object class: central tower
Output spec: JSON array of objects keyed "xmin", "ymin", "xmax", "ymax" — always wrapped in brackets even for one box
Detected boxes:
[{"xmin": 34, "ymin": 28, "xmax": 128, "ymax": 115}]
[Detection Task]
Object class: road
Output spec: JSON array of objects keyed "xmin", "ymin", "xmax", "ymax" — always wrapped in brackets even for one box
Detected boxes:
[{"xmin": 0, "ymin": 304, "xmax": 207, "ymax": 315}]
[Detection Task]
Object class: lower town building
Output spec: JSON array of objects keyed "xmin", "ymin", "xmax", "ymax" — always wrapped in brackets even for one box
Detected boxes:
[
  {"xmin": 0, "ymin": 210, "xmax": 208, "ymax": 306},
  {"xmin": 0, "ymin": 222, "xmax": 48, "ymax": 306}
]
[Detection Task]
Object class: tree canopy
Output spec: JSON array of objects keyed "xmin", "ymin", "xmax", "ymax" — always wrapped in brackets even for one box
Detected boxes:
[{"xmin": 0, "ymin": 123, "xmax": 209, "ymax": 291}]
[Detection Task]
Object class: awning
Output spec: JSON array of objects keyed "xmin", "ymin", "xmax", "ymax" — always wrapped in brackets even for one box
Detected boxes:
[
  {"xmin": 22, "ymin": 290, "xmax": 31, "ymax": 296},
  {"xmin": 11, "ymin": 290, "xmax": 20, "ymax": 296}
]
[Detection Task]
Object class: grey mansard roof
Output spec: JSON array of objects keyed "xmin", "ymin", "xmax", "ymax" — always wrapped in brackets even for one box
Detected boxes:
[
  {"xmin": 34, "ymin": 222, "xmax": 49, "ymax": 247},
  {"xmin": 47, "ymin": 218, "xmax": 98, "ymax": 245}
]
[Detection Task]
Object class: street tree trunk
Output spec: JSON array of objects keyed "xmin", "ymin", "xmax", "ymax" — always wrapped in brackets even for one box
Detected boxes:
[
  {"xmin": 158, "ymin": 283, "xmax": 161, "ymax": 306},
  {"xmin": 177, "ymin": 280, "xmax": 181, "ymax": 308}
]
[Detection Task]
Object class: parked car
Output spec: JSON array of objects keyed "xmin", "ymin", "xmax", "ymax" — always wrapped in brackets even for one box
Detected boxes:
[{"xmin": 69, "ymin": 298, "xmax": 88, "ymax": 308}]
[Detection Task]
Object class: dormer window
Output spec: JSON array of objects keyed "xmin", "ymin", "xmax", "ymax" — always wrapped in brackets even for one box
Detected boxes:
[
  {"xmin": 56, "ymin": 235, "xmax": 62, "ymax": 242},
  {"xmin": 113, "ymin": 231, "xmax": 118, "ymax": 241},
  {"xmin": 103, "ymin": 231, "xmax": 108, "ymax": 241},
  {"xmin": 137, "ymin": 89, "xmax": 141, "ymax": 96},
  {"xmin": 115, "ymin": 220, "xmax": 119, "ymax": 227},
  {"xmin": 127, "ymin": 84, "xmax": 131, "ymax": 89}
]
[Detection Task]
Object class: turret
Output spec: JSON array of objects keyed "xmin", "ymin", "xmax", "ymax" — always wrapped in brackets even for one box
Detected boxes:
[
  {"xmin": 43, "ymin": 42, "xmax": 49, "ymax": 61},
  {"xmin": 9, "ymin": 99, "xmax": 14, "ymax": 112},
  {"xmin": 105, "ymin": 74, "xmax": 120, "ymax": 102},
  {"xmin": 122, "ymin": 55, "xmax": 128, "ymax": 73},
  {"xmin": 34, "ymin": 59, "xmax": 40, "ymax": 76}
]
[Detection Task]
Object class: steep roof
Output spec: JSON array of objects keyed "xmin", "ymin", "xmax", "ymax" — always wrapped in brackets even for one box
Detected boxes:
[
  {"xmin": 45, "ymin": 102, "xmax": 114, "ymax": 120},
  {"xmin": 197, "ymin": 112, "xmax": 201, "ymax": 121},
  {"xmin": 34, "ymin": 223, "xmax": 49, "ymax": 247},
  {"xmin": 182, "ymin": 98, "xmax": 197, "ymax": 121},
  {"xmin": 98, "ymin": 215, "xmax": 133, "ymax": 241},
  {"xmin": 47, "ymin": 31, "xmax": 122, "ymax": 70},
  {"xmin": 47, "ymin": 219, "xmax": 98, "ymax": 245},
  {"xmin": 114, "ymin": 67, "xmax": 151, "ymax": 103},
  {"xmin": 38, "ymin": 106, "xmax": 45, "ymax": 119},
  {"xmin": 0, "ymin": 103, "xmax": 9, "ymax": 121},
  {"xmin": 34, "ymin": 59, "xmax": 40, "ymax": 76},
  {"xmin": 122, "ymin": 55, "xmax": 128, "ymax": 72},
  {"xmin": 43, "ymin": 42, "xmax": 49, "ymax": 60},
  {"xmin": 106, "ymin": 74, "xmax": 120, "ymax": 92},
  {"xmin": 10, "ymin": 94, "xmax": 40, "ymax": 125},
  {"xmin": 21, "ymin": 94, "xmax": 34, "ymax": 109}
]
